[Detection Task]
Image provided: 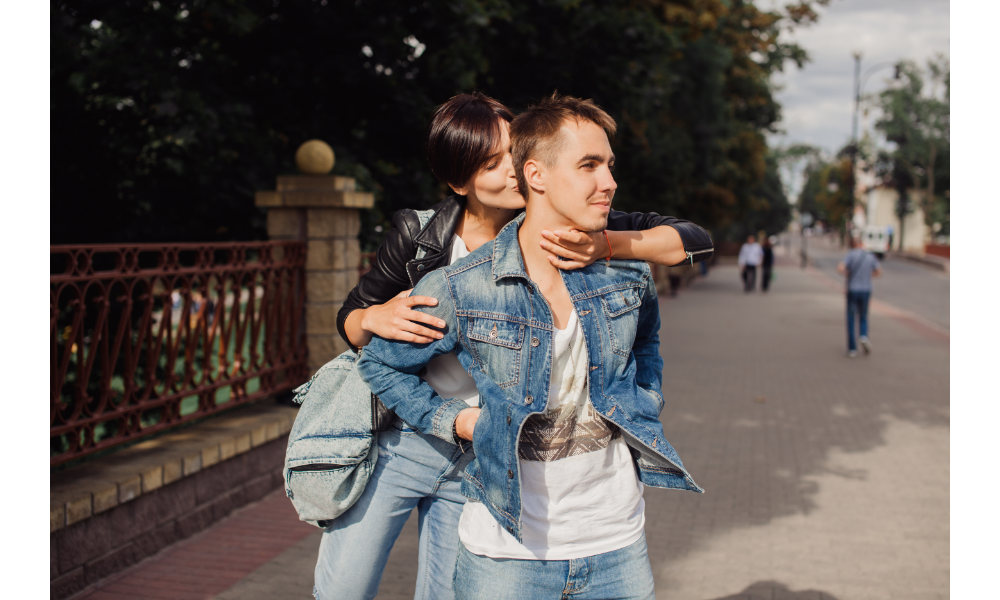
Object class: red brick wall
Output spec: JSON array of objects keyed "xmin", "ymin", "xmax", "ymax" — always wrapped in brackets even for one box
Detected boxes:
[{"xmin": 925, "ymin": 244, "xmax": 950, "ymax": 259}]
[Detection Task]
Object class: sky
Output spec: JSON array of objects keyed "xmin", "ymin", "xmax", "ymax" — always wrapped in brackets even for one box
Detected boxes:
[{"xmin": 765, "ymin": 0, "xmax": 950, "ymax": 193}]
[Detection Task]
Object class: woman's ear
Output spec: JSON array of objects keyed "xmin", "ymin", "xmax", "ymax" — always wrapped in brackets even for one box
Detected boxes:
[
  {"xmin": 450, "ymin": 181, "xmax": 470, "ymax": 196},
  {"xmin": 524, "ymin": 159, "xmax": 545, "ymax": 194}
]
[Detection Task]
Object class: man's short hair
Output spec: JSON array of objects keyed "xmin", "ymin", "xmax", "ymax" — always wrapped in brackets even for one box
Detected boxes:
[
  {"xmin": 510, "ymin": 92, "xmax": 617, "ymax": 199},
  {"xmin": 426, "ymin": 91, "xmax": 514, "ymax": 190}
]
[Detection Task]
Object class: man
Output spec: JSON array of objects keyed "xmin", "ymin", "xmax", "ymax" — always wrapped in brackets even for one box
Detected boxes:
[
  {"xmin": 760, "ymin": 236, "xmax": 774, "ymax": 292},
  {"xmin": 737, "ymin": 235, "xmax": 763, "ymax": 292},
  {"xmin": 837, "ymin": 236, "xmax": 882, "ymax": 357},
  {"xmin": 357, "ymin": 94, "xmax": 702, "ymax": 600}
]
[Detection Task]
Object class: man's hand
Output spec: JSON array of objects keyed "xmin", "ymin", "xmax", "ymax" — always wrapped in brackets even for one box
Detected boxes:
[
  {"xmin": 539, "ymin": 229, "xmax": 609, "ymax": 270},
  {"xmin": 359, "ymin": 289, "xmax": 445, "ymax": 345},
  {"xmin": 454, "ymin": 407, "xmax": 481, "ymax": 441}
]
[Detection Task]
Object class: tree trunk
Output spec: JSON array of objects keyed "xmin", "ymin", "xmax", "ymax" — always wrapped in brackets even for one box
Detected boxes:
[{"xmin": 926, "ymin": 143, "xmax": 937, "ymax": 232}]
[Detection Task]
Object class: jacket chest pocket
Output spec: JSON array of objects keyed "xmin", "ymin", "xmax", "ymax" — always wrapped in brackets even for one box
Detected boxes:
[
  {"xmin": 467, "ymin": 318, "xmax": 524, "ymax": 388},
  {"xmin": 601, "ymin": 287, "xmax": 642, "ymax": 357}
]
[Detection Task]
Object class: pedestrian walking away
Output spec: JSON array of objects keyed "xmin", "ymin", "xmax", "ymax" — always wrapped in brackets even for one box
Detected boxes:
[
  {"xmin": 737, "ymin": 235, "xmax": 763, "ymax": 292},
  {"xmin": 310, "ymin": 91, "xmax": 714, "ymax": 600},
  {"xmin": 837, "ymin": 236, "xmax": 882, "ymax": 357},
  {"xmin": 761, "ymin": 236, "xmax": 775, "ymax": 292},
  {"xmin": 357, "ymin": 93, "xmax": 703, "ymax": 600}
]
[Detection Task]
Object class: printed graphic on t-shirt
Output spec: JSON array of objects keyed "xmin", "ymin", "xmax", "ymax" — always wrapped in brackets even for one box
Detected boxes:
[{"xmin": 519, "ymin": 402, "xmax": 619, "ymax": 462}]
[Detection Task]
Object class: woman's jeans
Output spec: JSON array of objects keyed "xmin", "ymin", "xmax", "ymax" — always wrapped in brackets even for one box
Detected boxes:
[
  {"xmin": 454, "ymin": 533, "xmax": 655, "ymax": 600},
  {"xmin": 313, "ymin": 420, "xmax": 474, "ymax": 600},
  {"xmin": 846, "ymin": 290, "xmax": 871, "ymax": 351}
]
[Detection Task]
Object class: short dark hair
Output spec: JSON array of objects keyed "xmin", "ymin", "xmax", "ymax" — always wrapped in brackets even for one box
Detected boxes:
[
  {"xmin": 426, "ymin": 92, "xmax": 514, "ymax": 190},
  {"xmin": 511, "ymin": 92, "xmax": 617, "ymax": 199}
]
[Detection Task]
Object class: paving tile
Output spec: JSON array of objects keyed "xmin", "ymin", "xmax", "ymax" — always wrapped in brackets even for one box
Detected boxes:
[{"xmin": 69, "ymin": 243, "xmax": 948, "ymax": 600}]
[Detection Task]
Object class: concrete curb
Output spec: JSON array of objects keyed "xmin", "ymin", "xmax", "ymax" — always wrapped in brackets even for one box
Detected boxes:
[{"xmin": 887, "ymin": 250, "xmax": 950, "ymax": 273}]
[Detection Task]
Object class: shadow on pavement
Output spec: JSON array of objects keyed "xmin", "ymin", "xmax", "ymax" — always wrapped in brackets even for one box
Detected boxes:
[{"xmin": 705, "ymin": 580, "xmax": 841, "ymax": 600}]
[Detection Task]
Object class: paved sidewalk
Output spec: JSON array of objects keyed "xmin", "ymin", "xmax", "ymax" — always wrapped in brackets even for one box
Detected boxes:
[{"xmin": 74, "ymin": 256, "xmax": 949, "ymax": 600}]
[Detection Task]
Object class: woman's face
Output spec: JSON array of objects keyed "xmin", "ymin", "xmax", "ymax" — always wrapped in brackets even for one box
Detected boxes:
[{"xmin": 455, "ymin": 121, "xmax": 525, "ymax": 210}]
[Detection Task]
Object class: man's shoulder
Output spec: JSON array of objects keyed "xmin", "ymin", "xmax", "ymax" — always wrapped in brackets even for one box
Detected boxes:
[
  {"xmin": 579, "ymin": 258, "xmax": 651, "ymax": 290},
  {"xmin": 442, "ymin": 240, "xmax": 495, "ymax": 278}
]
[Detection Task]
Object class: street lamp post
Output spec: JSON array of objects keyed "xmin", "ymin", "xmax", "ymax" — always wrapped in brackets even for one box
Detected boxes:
[{"xmin": 850, "ymin": 54, "xmax": 901, "ymax": 240}]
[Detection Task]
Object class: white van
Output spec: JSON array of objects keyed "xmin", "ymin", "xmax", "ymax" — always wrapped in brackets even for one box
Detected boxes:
[{"xmin": 861, "ymin": 225, "xmax": 890, "ymax": 258}]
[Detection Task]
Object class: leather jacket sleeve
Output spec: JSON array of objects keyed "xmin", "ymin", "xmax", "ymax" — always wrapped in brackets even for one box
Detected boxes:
[
  {"xmin": 606, "ymin": 211, "xmax": 715, "ymax": 267},
  {"xmin": 336, "ymin": 209, "xmax": 421, "ymax": 351}
]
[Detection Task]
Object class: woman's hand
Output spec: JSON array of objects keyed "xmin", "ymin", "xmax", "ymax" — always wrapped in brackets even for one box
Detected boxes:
[
  {"xmin": 539, "ymin": 229, "xmax": 610, "ymax": 270},
  {"xmin": 358, "ymin": 289, "xmax": 446, "ymax": 345},
  {"xmin": 454, "ymin": 407, "xmax": 481, "ymax": 441}
]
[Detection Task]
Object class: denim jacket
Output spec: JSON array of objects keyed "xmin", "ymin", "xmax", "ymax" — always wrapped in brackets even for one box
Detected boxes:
[{"xmin": 357, "ymin": 214, "xmax": 703, "ymax": 543}]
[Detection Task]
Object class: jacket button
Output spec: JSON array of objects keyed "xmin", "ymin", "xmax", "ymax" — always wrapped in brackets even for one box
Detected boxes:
[
  {"xmin": 508, "ymin": 469, "xmax": 514, "ymax": 479},
  {"xmin": 506, "ymin": 526, "xmax": 514, "ymax": 533},
  {"xmin": 417, "ymin": 264, "xmax": 425, "ymax": 271},
  {"xmin": 507, "ymin": 415, "xmax": 511, "ymax": 425},
  {"xmin": 531, "ymin": 338, "xmax": 539, "ymax": 347},
  {"xmin": 525, "ymin": 395, "xmax": 533, "ymax": 405}
]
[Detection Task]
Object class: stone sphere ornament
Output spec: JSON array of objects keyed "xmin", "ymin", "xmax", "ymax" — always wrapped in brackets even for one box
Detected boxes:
[{"xmin": 295, "ymin": 140, "xmax": 335, "ymax": 174}]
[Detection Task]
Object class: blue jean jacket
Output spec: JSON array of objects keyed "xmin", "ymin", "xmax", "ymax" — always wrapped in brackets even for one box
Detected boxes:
[{"xmin": 357, "ymin": 214, "xmax": 703, "ymax": 543}]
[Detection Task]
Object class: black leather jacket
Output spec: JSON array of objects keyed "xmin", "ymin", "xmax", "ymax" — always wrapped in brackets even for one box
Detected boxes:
[{"xmin": 337, "ymin": 195, "xmax": 714, "ymax": 349}]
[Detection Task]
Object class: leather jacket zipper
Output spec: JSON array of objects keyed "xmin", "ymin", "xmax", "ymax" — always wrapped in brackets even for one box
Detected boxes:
[{"xmin": 685, "ymin": 248, "xmax": 714, "ymax": 266}]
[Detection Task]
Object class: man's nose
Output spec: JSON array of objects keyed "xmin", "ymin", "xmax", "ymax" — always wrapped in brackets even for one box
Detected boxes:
[{"xmin": 600, "ymin": 166, "xmax": 617, "ymax": 194}]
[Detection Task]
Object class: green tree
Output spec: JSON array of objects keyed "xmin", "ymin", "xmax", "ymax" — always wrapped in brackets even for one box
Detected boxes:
[
  {"xmin": 51, "ymin": 0, "xmax": 831, "ymax": 247},
  {"xmin": 871, "ymin": 54, "xmax": 950, "ymax": 244}
]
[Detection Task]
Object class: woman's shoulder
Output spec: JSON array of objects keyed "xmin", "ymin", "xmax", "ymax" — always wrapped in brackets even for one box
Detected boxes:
[{"xmin": 390, "ymin": 194, "xmax": 465, "ymax": 241}]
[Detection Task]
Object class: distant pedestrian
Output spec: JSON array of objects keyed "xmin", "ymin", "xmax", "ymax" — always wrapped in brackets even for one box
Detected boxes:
[
  {"xmin": 837, "ymin": 237, "xmax": 882, "ymax": 357},
  {"xmin": 761, "ymin": 236, "xmax": 774, "ymax": 292},
  {"xmin": 737, "ymin": 235, "xmax": 763, "ymax": 293}
]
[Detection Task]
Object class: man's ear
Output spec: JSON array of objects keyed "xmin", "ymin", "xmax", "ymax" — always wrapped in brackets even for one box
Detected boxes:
[{"xmin": 524, "ymin": 159, "xmax": 545, "ymax": 194}]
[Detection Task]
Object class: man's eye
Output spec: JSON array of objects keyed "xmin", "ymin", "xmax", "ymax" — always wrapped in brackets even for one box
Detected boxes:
[{"xmin": 609, "ymin": 164, "xmax": 616, "ymax": 172}]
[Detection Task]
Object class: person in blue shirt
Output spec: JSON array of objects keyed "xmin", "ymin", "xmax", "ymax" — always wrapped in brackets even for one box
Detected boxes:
[{"xmin": 837, "ymin": 237, "xmax": 882, "ymax": 357}]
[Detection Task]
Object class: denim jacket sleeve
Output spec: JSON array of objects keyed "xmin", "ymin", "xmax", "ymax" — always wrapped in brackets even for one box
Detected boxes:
[
  {"xmin": 355, "ymin": 270, "xmax": 468, "ymax": 444},
  {"xmin": 633, "ymin": 274, "xmax": 665, "ymax": 413}
]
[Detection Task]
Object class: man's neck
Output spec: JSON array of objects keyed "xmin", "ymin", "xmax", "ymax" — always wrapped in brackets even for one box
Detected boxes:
[{"xmin": 516, "ymin": 198, "xmax": 577, "ymax": 329}]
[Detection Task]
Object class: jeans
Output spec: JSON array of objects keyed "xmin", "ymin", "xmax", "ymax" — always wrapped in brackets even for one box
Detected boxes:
[
  {"xmin": 846, "ymin": 290, "xmax": 871, "ymax": 351},
  {"xmin": 454, "ymin": 533, "xmax": 656, "ymax": 600},
  {"xmin": 761, "ymin": 265, "xmax": 772, "ymax": 291},
  {"xmin": 313, "ymin": 420, "xmax": 474, "ymax": 600},
  {"xmin": 742, "ymin": 265, "xmax": 757, "ymax": 292}
]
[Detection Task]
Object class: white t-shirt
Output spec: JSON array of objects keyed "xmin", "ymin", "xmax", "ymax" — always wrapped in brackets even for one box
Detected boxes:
[
  {"xmin": 458, "ymin": 310, "xmax": 646, "ymax": 560},
  {"xmin": 420, "ymin": 235, "xmax": 479, "ymax": 407}
]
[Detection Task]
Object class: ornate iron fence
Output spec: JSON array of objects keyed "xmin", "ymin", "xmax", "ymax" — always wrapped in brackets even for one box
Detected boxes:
[{"xmin": 50, "ymin": 242, "xmax": 308, "ymax": 466}]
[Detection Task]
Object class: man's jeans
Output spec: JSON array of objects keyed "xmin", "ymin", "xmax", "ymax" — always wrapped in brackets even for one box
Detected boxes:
[
  {"xmin": 846, "ymin": 290, "xmax": 871, "ymax": 351},
  {"xmin": 454, "ymin": 533, "xmax": 655, "ymax": 600},
  {"xmin": 742, "ymin": 265, "xmax": 757, "ymax": 292},
  {"xmin": 313, "ymin": 421, "xmax": 473, "ymax": 600}
]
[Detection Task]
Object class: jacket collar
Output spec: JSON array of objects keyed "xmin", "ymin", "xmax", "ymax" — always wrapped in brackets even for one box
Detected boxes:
[
  {"xmin": 413, "ymin": 195, "xmax": 466, "ymax": 253},
  {"xmin": 491, "ymin": 213, "xmax": 530, "ymax": 282}
]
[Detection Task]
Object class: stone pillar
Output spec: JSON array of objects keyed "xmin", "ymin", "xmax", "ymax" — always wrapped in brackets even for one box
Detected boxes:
[{"xmin": 255, "ymin": 166, "xmax": 373, "ymax": 373}]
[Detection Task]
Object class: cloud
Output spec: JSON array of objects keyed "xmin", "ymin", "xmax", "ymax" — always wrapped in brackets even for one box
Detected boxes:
[{"xmin": 767, "ymin": 0, "xmax": 950, "ymax": 155}]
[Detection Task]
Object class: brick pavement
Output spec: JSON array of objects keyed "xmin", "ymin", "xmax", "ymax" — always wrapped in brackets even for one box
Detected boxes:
[{"xmin": 70, "ymin": 255, "xmax": 949, "ymax": 600}]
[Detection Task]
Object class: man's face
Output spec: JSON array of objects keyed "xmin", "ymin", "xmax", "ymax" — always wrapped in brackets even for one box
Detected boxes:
[
  {"xmin": 540, "ymin": 119, "xmax": 617, "ymax": 231},
  {"xmin": 748, "ymin": 235, "xmax": 756, "ymax": 244}
]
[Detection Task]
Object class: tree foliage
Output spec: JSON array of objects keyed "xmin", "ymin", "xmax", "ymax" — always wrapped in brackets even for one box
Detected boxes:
[
  {"xmin": 52, "ymin": 0, "xmax": 828, "ymax": 247},
  {"xmin": 870, "ymin": 54, "xmax": 950, "ymax": 237}
]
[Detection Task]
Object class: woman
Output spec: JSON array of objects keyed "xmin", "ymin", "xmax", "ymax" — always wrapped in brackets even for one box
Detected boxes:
[{"xmin": 313, "ymin": 92, "xmax": 714, "ymax": 600}]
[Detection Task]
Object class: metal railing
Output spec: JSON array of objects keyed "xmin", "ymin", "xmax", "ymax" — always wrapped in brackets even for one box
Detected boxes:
[{"xmin": 50, "ymin": 242, "xmax": 308, "ymax": 466}]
